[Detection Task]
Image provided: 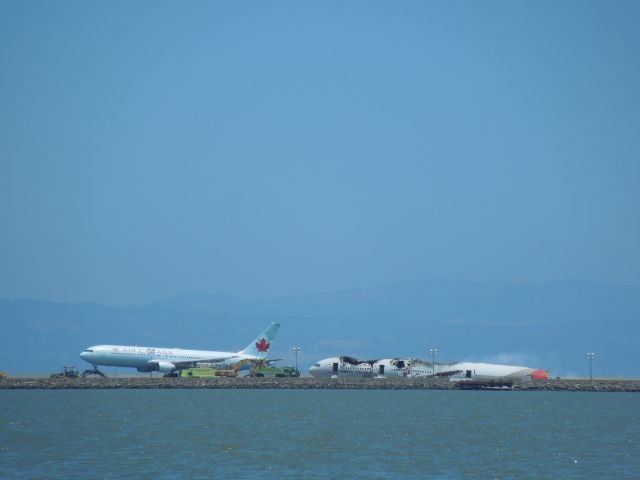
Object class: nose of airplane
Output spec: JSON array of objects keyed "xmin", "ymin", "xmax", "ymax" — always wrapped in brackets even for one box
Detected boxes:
[
  {"xmin": 80, "ymin": 350, "xmax": 95, "ymax": 362},
  {"xmin": 530, "ymin": 369, "xmax": 550, "ymax": 380}
]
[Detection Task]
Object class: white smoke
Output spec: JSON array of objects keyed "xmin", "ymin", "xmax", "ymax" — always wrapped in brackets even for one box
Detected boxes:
[{"xmin": 479, "ymin": 352, "xmax": 540, "ymax": 366}]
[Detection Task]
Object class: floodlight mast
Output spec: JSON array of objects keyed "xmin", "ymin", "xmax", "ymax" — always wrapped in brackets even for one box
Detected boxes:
[
  {"xmin": 586, "ymin": 352, "xmax": 595, "ymax": 381},
  {"xmin": 292, "ymin": 346, "xmax": 301, "ymax": 374},
  {"xmin": 429, "ymin": 348, "xmax": 438, "ymax": 376}
]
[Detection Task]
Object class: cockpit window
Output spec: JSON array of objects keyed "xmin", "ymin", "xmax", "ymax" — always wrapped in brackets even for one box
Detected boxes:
[
  {"xmin": 314, "ymin": 363, "xmax": 320, "ymax": 367},
  {"xmin": 84, "ymin": 349, "xmax": 94, "ymax": 353}
]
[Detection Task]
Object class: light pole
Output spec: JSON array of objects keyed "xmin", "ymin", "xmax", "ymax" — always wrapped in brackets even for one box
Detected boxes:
[
  {"xmin": 429, "ymin": 348, "xmax": 438, "ymax": 376},
  {"xmin": 586, "ymin": 352, "xmax": 595, "ymax": 381},
  {"xmin": 292, "ymin": 346, "xmax": 301, "ymax": 374}
]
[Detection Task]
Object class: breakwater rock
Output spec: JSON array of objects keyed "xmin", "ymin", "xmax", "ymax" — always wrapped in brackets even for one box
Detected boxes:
[{"xmin": 1, "ymin": 377, "xmax": 639, "ymax": 391}]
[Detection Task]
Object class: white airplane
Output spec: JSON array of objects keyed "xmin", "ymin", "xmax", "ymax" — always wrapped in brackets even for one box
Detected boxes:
[
  {"xmin": 308, "ymin": 356, "xmax": 550, "ymax": 381},
  {"xmin": 80, "ymin": 323, "xmax": 280, "ymax": 376}
]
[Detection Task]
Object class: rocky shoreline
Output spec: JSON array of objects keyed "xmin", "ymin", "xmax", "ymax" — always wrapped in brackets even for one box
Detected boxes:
[{"xmin": 1, "ymin": 377, "xmax": 639, "ymax": 391}]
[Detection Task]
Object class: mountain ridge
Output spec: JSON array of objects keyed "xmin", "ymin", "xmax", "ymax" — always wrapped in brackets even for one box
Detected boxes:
[{"xmin": 1, "ymin": 278, "xmax": 638, "ymax": 376}]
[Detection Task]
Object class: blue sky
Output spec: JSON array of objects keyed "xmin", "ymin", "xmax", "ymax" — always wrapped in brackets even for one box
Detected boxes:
[{"xmin": 1, "ymin": 1, "xmax": 639, "ymax": 304}]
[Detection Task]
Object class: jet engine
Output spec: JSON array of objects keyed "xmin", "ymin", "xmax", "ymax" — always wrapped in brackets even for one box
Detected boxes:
[{"xmin": 156, "ymin": 361, "xmax": 176, "ymax": 373}]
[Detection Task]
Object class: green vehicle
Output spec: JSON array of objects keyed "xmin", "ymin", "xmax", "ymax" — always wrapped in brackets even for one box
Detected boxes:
[
  {"xmin": 179, "ymin": 367, "xmax": 217, "ymax": 378},
  {"xmin": 252, "ymin": 366, "xmax": 300, "ymax": 377}
]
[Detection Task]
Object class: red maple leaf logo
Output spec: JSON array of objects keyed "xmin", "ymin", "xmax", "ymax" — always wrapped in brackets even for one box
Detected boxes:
[{"xmin": 255, "ymin": 338, "xmax": 270, "ymax": 352}]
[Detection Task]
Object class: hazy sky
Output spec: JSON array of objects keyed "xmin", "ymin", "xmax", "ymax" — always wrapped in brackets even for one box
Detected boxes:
[{"xmin": 1, "ymin": 1, "xmax": 639, "ymax": 305}]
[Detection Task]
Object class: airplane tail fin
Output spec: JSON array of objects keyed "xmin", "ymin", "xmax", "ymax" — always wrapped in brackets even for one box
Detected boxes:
[{"xmin": 238, "ymin": 323, "xmax": 280, "ymax": 358}]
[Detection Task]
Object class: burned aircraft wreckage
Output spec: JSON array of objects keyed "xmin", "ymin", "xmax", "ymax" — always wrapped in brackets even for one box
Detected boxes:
[
  {"xmin": 309, "ymin": 356, "xmax": 551, "ymax": 380},
  {"xmin": 336, "ymin": 356, "xmax": 463, "ymax": 378}
]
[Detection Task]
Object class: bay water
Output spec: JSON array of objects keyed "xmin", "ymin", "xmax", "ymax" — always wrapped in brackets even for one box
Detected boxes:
[{"xmin": 1, "ymin": 390, "xmax": 638, "ymax": 479}]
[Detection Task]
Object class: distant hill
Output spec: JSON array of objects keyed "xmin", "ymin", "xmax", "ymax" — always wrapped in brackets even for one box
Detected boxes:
[{"xmin": 1, "ymin": 279, "xmax": 638, "ymax": 377}]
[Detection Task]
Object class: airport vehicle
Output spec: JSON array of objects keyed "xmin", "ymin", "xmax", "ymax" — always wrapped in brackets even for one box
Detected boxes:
[
  {"xmin": 179, "ymin": 366, "xmax": 216, "ymax": 378},
  {"xmin": 179, "ymin": 362, "xmax": 298, "ymax": 378},
  {"xmin": 253, "ymin": 365, "xmax": 300, "ymax": 377},
  {"xmin": 50, "ymin": 365, "xmax": 80, "ymax": 379},
  {"xmin": 308, "ymin": 356, "xmax": 549, "ymax": 381},
  {"xmin": 80, "ymin": 323, "xmax": 280, "ymax": 377},
  {"xmin": 214, "ymin": 358, "xmax": 268, "ymax": 377},
  {"xmin": 0, "ymin": 371, "xmax": 6, "ymax": 379}
]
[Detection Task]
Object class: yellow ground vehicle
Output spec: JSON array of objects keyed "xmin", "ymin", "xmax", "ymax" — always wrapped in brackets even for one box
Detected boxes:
[{"xmin": 215, "ymin": 359, "xmax": 267, "ymax": 377}]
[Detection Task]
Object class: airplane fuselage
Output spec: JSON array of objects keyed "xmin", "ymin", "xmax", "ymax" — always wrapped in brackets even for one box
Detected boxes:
[{"xmin": 81, "ymin": 345, "xmax": 252, "ymax": 372}]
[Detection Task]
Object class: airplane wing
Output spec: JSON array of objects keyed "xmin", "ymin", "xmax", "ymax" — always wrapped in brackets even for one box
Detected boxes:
[{"xmin": 170, "ymin": 356, "xmax": 241, "ymax": 369}]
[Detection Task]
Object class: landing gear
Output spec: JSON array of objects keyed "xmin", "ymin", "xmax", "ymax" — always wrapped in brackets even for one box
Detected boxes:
[{"xmin": 81, "ymin": 365, "xmax": 107, "ymax": 378}]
